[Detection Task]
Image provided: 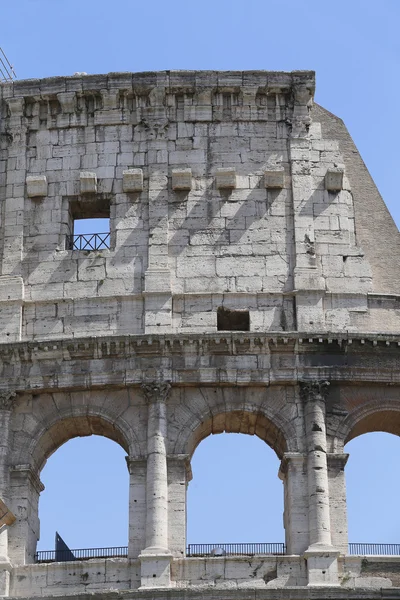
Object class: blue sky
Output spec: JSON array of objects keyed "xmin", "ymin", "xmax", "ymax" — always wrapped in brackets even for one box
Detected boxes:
[{"xmin": 1, "ymin": 0, "xmax": 399, "ymax": 551}]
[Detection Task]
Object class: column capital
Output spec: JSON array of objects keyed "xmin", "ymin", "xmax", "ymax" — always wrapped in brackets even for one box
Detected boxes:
[
  {"xmin": 299, "ymin": 381, "xmax": 330, "ymax": 402},
  {"xmin": 141, "ymin": 382, "xmax": 171, "ymax": 404},
  {"xmin": 0, "ymin": 391, "xmax": 16, "ymax": 411}
]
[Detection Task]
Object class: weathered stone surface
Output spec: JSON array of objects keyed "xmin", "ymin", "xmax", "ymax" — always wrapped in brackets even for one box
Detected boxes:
[{"xmin": 0, "ymin": 69, "xmax": 399, "ymax": 597}]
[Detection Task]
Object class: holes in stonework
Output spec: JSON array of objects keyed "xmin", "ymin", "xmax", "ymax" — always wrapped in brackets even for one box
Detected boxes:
[{"xmin": 217, "ymin": 307, "xmax": 250, "ymax": 332}]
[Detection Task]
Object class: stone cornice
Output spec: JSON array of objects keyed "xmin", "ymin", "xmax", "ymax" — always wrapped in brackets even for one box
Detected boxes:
[
  {"xmin": 0, "ymin": 332, "xmax": 399, "ymax": 393},
  {"xmin": 1, "ymin": 70, "xmax": 315, "ymax": 99},
  {"xmin": 0, "ymin": 331, "xmax": 399, "ymax": 359}
]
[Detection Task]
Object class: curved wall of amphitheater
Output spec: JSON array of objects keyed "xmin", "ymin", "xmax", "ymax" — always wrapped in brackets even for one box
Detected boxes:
[{"xmin": 0, "ymin": 70, "xmax": 400, "ymax": 597}]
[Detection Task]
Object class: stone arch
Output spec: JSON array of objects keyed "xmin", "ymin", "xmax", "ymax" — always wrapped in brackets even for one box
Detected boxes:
[
  {"xmin": 336, "ymin": 401, "xmax": 400, "ymax": 448},
  {"xmin": 174, "ymin": 400, "xmax": 296, "ymax": 459},
  {"xmin": 11, "ymin": 390, "xmax": 143, "ymax": 472},
  {"xmin": 29, "ymin": 411, "xmax": 130, "ymax": 472},
  {"xmin": 8, "ymin": 403, "xmax": 136, "ymax": 565}
]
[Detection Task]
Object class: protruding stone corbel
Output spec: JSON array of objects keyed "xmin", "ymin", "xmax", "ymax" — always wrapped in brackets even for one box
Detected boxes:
[
  {"xmin": 123, "ymin": 169, "xmax": 144, "ymax": 192},
  {"xmin": 26, "ymin": 175, "xmax": 48, "ymax": 198},
  {"xmin": 80, "ymin": 171, "xmax": 97, "ymax": 195}
]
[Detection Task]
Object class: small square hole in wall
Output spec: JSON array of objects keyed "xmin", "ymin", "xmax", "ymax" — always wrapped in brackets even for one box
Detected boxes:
[
  {"xmin": 217, "ymin": 307, "xmax": 250, "ymax": 331},
  {"xmin": 67, "ymin": 197, "xmax": 110, "ymax": 251}
]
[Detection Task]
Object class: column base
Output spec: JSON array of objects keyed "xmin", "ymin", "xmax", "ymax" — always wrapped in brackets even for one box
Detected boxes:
[
  {"xmin": 304, "ymin": 545, "xmax": 340, "ymax": 586},
  {"xmin": 139, "ymin": 547, "xmax": 173, "ymax": 588}
]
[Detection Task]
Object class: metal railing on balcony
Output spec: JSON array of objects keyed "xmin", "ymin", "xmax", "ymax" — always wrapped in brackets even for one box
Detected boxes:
[
  {"xmin": 186, "ymin": 543, "xmax": 286, "ymax": 557},
  {"xmin": 66, "ymin": 232, "xmax": 110, "ymax": 251},
  {"xmin": 348, "ymin": 543, "xmax": 400, "ymax": 556},
  {"xmin": 35, "ymin": 546, "xmax": 128, "ymax": 563}
]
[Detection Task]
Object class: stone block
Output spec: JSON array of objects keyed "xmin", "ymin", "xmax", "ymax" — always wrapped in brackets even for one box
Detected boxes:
[
  {"xmin": 172, "ymin": 168, "xmax": 192, "ymax": 191},
  {"xmin": 325, "ymin": 168, "xmax": 344, "ymax": 191},
  {"xmin": 80, "ymin": 171, "xmax": 97, "ymax": 194},
  {"xmin": 123, "ymin": 169, "xmax": 144, "ymax": 192},
  {"xmin": 264, "ymin": 168, "xmax": 285, "ymax": 189},
  {"xmin": 26, "ymin": 175, "xmax": 47, "ymax": 197},
  {"xmin": 215, "ymin": 167, "xmax": 236, "ymax": 189}
]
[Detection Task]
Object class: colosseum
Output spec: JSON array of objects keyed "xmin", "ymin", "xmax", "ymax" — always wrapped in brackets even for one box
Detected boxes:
[{"xmin": 0, "ymin": 69, "xmax": 399, "ymax": 599}]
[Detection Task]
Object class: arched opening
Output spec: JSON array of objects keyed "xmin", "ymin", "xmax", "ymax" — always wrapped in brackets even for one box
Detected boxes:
[
  {"xmin": 187, "ymin": 433, "xmax": 284, "ymax": 555},
  {"xmin": 185, "ymin": 410, "xmax": 288, "ymax": 556},
  {"xmin": 345, "ymin": 432, "xmax": 400, "ymax": 550},
  {"xmin": 37, "ymin": 435, "xmax": 129, "ymax": 556},
  {"xmin": 344, "ymin": 409, "xmax": 400, "ymax": 554},
  {"xmin": 8, "ymin": 414, "xmax": 131, "ymax": 564}
]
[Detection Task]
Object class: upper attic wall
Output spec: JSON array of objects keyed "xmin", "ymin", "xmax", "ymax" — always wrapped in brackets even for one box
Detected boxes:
[
  {"xmin": 312, "ymin": 103, "xmax": 400, "ymax": 295},
  {"xmin": 0, "ymin": 69, "xmax": 398, "ymax": 341}
]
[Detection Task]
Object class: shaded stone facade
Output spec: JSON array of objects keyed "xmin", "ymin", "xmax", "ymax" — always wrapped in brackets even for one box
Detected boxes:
[{"xmin": 0, "ymin": 70, "xmax": 399, "ymax": 598}]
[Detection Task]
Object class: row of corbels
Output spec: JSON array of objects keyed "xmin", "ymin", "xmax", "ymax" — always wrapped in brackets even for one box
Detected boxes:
[{"xmin": 25, "ymin": 167, "xmax": 344, "ymax": 198}]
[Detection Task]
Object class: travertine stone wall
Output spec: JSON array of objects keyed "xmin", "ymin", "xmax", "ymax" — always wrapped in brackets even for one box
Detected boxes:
[
  {"xmin": 1, "ymin": 70, "xmax": 398, "ymax": 343},
  {"xmin": 1, "ymin": 70, "xmax": 400, "ymax": 597}
]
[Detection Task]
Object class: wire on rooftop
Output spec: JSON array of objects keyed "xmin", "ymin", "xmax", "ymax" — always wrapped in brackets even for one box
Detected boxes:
[{"xmin": 0, "ymin": 47, "xmax": 16, "ymax": 82}]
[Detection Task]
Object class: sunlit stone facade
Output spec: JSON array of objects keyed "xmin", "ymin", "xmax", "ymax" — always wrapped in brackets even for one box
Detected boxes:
[{"xmin": 0, "ymin": 70, "xmax": 399, "ymax": 598}]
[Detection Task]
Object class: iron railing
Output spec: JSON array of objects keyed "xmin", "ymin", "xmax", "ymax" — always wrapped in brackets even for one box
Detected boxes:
[
  {"xmin": 35, "ymin": 546, "xmax": 128, "ymax": 563},
  {"xmin": 348, "ymin": 543, "xmax": 400, "ymax": 556},
  {"xmin": 66, "ymin": 232, "xmax": 110, "ymax": 251},
  {"xmin": 186, "ymin": 543, "xmax": 286, "ymax": 557}
]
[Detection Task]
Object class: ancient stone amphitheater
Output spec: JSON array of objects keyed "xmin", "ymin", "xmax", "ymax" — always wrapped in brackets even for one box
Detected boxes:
[{"xmin": 0, "ymin": 69, "xmax": 399, "ymax": 599}]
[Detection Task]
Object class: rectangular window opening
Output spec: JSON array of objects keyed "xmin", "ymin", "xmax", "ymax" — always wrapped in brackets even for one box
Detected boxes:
[
  {"xmin": 67, "ymin": 198, "xmax": 110, "ymax": 251},
  {"xmin": 217, "ymin": 307, "xmax": 250, "ymax": 332}
]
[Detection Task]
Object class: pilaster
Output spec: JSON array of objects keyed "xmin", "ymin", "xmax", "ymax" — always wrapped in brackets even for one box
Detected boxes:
[
  {"xmin": 126, "ymin": 457, "xmax": 147, "ymax": 559},
  {"xmin": 327, "ymin": 453, "xmax": 349, "ymax": 554},
  {"xmin": 8, "ymin": 465, "xmax": 44, "ymax": 566},
  {"xmin": 290, "ymin": 84, "xmax": 325, "ymax": 331},
  {"xmin": 0, "ymin": 391, "xmax": 17, "ymax": 596},
  {"xmin": 167, "ymin": 454, "xmax": 192, "ymax": 557},
  {"xmin": 279, "ymin": 452, "xmax": 308, "ymax": 555}
]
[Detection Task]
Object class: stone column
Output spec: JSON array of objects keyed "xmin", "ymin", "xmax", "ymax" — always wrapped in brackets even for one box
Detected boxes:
[
  {"xmin": 300, "ymin": 381, "xmax": 339, "ymax": 586},
  {"xmin": 279, "ymin": 452, "xmax": 308, "ymax": 555},
  {"xmin": 139, "ymin": 382, "xmax": 172, "ymax": 588},
  {"xmin": 126, "ymin": 457, "xmax": 147, "ymax": 559},
  {"xmin": 167, "ymin": 454, "xmax": 192, "ymax": 557},
  {"xmin": 0, "ymin": 392, "xmax": 16, "ymax": 596},
  {"xmin": 327, "ymin": 453, "xmax": 349, "ymax": 554}
]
